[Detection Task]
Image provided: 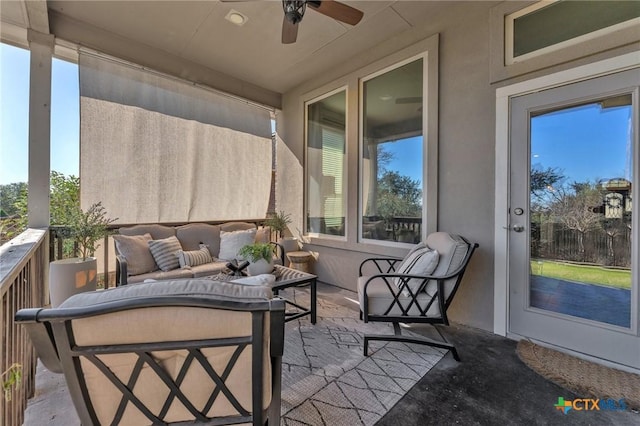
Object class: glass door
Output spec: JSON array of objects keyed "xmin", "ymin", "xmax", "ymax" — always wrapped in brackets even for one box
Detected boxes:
[{"xmin": 508, "ymin": 69, "xmax": 639, "ymax": 369}]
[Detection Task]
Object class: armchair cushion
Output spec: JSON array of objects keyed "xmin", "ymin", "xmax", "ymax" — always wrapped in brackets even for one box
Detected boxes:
[
  {"xmin": 424, "ymin": 232, "xmax": 470, "ymax": 300},
  {"xmin": 358, "ymin": 276, "xmax": 443, "ymax": 317},
  {"xmin": 113, "ymin": 233, "xmax": 158, "ymax": 275},
  {"xmin": 148, "ymin": 235, "xmax": 182, "ymax": 271}
]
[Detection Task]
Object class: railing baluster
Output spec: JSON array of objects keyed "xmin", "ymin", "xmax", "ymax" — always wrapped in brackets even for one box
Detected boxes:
[{"xmin": 1, "ymin": 229, "xmax": 47, "ymax": 426}]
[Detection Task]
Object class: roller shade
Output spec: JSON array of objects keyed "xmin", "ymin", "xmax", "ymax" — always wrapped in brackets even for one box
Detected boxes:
[{"xmin": 79, "ymin": 53, "xmax": 272, "ymax": 224}]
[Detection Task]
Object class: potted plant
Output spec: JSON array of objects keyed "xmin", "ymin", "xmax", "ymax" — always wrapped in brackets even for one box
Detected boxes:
[
  {"xmin": 49, "ymin": 202, "xmax": 116, "ymax": 307},
  {"xmin": 238, "ymin": 243, "xmax": 274, "ymax": 276},
  {"xmin": 265, "ymin": 210, "xmax": 299, "ymax": 253}
]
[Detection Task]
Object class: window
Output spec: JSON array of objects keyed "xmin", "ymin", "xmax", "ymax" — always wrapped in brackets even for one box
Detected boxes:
[
  {"xmin": 506, "ymin": 1, "xmax": 640, "ymax": 65},
  {"xmin": 360, "ymin": 58, "xmax": 424, "ymax": 244},
  {"xmin": 306, "ymin": 89, "xmax": 347, "ymax": 237}
]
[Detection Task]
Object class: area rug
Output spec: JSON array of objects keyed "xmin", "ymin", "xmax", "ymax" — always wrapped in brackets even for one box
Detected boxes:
[
  {"xmin": 516, "ymin": 340, "xmax": 640, "ymax": 410},
  {"xmin": 280, "ymin": 287, "xmax": 445, "ymax": 425}
]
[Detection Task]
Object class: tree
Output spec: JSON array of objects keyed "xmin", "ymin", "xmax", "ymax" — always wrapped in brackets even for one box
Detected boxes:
[
  {"xmin": 49, "ymin": 171, "xmax": 80, "ymax": 226},
  {"xmin": 530, "ymin": 166, "xmax": 564, "ymax": 209},
  {"xmin": 0, "ymin": 172, "xmax": 80, "ymax": 244},
  {"xmin": 548, "ymin": 181, "xmax": 603, "ymax": 261},
  {"xmin": 0, "ymin": 182, "xmax": 28, "ymax": 217},
  {"xmin": 376, "ymin": 170, "xmax": 422, "ymax": 219}
]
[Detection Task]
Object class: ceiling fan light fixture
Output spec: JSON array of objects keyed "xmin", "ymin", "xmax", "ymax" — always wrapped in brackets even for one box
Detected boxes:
[{"xmin": 225, "ymin": 10, "xmax": 248, "ymax": 26}]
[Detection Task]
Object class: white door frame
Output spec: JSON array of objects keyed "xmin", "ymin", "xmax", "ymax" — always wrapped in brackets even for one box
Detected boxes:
[{"xmin": 494, "ymin": 52, "xmax": 640, "ymax": 336}]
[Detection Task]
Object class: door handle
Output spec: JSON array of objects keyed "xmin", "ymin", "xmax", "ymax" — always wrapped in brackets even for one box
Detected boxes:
[{"xmin": 512, "ymin": 225, "xmax": 525, "ymax": 232}]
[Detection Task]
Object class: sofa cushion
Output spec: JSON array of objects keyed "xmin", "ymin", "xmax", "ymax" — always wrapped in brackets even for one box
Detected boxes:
[
  {"xmin": 119, "ymin": 224, "xmax": 176, "ymax": 240},
  {"xmin": 175, "ymin": 223, "xmax": 221, "ymax": 257},
  {"xmin": 148, "ymin": 236, "xmax": 182, "ymax": 271},
  {"xmin": 255, "ymin": 226, "xmax": 271, "ymax": 243},
  {"xmin": 125, "ymin": 268, "xmax": 193, "ymax": 284},
  {"xmin": 177, "ymin": 246, "xmax": 213, "ymax": 268},
  {"xmin": 189, "ymin": 261, "xmax": 231, "ymax": 278},
  {"xmin": 219, "ymin": 228, "xmax": 257, "ymax": 261},
  {"xmin": 113, "ymin": 233, "xmax": 158, "ymax": 275},
  {"xmin": 220, "ymin": 222, "xmax": 257, "ymax": 233}
]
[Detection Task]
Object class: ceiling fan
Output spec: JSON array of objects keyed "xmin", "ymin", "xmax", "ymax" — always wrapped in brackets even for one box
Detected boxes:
[
  {"xmin": 281, "ymin": 1, "xmax": 363, "ymax": 44},
  {"xmin": 223, "ymin": 0, "xmax": 364, "ymax": 44}
]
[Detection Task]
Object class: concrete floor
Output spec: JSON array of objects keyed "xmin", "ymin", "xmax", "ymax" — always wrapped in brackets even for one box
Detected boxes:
[
  {"xmin": 24, "ymin": 283, "xmax": 640, "ymax": 425},
  {"xmin": 377, "ymin": 323, "xmax": 639, "ymax": 426}
]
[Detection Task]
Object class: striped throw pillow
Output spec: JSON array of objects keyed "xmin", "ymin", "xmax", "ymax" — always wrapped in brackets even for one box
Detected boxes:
[
  {"xmin": 177, "ymin": 246, "xmax": 213, "ymax": 268},
  {"xmin": 394, "ymin": 247, "xmax": 439, "ymax": 297},
  {"xmin": 148, "ymin": 236, "xmax": 182, "ymax": 271}
]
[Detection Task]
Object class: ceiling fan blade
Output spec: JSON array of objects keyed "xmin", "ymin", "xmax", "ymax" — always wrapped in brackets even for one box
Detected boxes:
[
  {"xmin": 282, "ymin": 15, "xmax": 299, "ymax": 44},
  {"xmin": 308, "ymin": 1, "xmax": 363, "ymax": 26}
]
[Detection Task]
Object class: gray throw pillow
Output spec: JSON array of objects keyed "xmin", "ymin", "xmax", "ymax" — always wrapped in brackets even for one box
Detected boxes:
[
  {"xmin": 113, "ymin": 233, "xmax": 158, "ymax": 275},
  {"xmin": 148, "ymin": 236, "xmax": 182, "ymax": 271},
  {"xmin": 394, "ymin": 247, "xmax": 440, "ymax": 297},
  {"xmin": 177, "ymin": 245, "xmax": 213, "ymax": 268}
]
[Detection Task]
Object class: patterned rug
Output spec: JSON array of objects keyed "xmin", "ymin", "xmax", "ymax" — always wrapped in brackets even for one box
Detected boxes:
[{"xmin": 280, "ymin": 287, "xmax": 445, "ymax": 425}]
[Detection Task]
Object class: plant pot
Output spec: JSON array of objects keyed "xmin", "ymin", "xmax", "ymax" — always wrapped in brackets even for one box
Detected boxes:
[
  {"xmin": 49, "ymin": 257, "xmax": 98, "ymax": 307},
  {"xmin": 247, "ymin": 258, "xmax": 274, "ymax": 276},
  {"xmin": 279, "ymin": 237, "xmax": 299, "ymax": 254}
]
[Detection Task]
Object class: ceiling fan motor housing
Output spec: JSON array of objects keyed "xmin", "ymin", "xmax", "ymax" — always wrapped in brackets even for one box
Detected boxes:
[{"xmin": 283, "ymin": 0, "xmax": 306, "ymax": 24}]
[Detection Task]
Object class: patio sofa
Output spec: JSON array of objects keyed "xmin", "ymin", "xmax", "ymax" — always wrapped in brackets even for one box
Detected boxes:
[{"xmin": 114, "ymin": 221, "xmax": 280, "ymax": 285}]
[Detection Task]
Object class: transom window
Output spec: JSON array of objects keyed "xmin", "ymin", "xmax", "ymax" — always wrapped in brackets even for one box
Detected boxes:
[{"xmin": 506, "ymin": 0, "xmax": 640, "ymax": 65}]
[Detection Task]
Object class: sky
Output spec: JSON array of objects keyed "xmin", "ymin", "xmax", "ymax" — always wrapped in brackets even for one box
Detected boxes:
[
  {"xmin": 0, "ymin": 43, "xmax": 79, "ymax": 185},
  {"xmin": 382, "ymin": 136, "xmax": 423, "ymax": 184},
  {"xmin": 531, "ymin": 101, "xmax": 632, "ymax": 185}
]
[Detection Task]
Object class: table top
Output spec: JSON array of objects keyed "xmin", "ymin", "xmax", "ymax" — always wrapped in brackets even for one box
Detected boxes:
[{"xmin": 206, "ymin": 264, "xmax": 316, "ymax": 288}]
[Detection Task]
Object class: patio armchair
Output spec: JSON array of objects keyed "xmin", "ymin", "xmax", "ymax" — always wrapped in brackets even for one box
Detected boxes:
[
  {"xmin": 16, "ymin": 279, "xmax": 285, "ymax": 425},
  {"xmin": 358, "ymin": 232, "xmax": 478, "ymax": 361}
]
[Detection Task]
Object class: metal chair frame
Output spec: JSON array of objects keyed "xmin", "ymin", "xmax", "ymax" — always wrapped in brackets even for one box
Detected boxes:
[
  {"xmin": 17, "ymin": 294, "xmax": 285, "ymax": 425},
  {"xmin": 359, "ymin": 239, "xmax": 478, "ymax": 361}
]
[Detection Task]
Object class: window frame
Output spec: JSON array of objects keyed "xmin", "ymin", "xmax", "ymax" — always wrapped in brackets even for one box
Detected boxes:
[
  {"xmin": 358, "ymin": 53, "xmax": 434, "ymax": 248},
  {"xmin": 299, "ymin": 34, "xmax": 438, "ymax": 255},
  {"xmin": 505, "ymin": 0, "xmax": 640, "ymax": 66},
  {"xmin": 304, "ymin": 86, "xmax": 349, "ymax": 241}
]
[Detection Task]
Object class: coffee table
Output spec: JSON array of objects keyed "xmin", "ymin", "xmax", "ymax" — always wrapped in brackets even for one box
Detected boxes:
[{"xmin": 206, "ymin": 264, "xmax": 317, "ymax": 324}]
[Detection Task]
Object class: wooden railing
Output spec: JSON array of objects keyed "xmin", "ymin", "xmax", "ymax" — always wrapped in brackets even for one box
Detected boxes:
[
  {"xmin": 49, "ymin": 219, "xmax": 269, "ymax": 288},
  {"xmin": 0, "ymin": 228, "xmax": 47, "ymax": 426}
]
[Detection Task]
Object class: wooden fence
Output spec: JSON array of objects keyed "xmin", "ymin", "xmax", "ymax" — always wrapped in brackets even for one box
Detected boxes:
[{"xmin": 532, "ymin": 221, "xmax": 632, "ymax": 267}]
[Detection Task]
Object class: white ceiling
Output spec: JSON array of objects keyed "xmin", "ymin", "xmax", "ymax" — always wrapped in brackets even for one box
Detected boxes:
[{"xmin": 1, "ymin": 1, "xmax": 451, "ymax": 108}]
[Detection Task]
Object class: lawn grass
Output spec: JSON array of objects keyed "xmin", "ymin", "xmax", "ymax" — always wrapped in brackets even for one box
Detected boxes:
[{"xmin": 530, "ymin": 260, "xmax": 631, "ymax": 290}]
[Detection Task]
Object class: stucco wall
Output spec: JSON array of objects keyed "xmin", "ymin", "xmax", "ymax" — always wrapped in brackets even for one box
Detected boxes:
[{"xmin": 276, "ymin": 1, "xmax": 639, "ymax": 332}]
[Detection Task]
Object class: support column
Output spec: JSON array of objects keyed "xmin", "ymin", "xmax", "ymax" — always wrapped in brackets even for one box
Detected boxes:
[{"xmin": 27, "ymin": 29, "xmax": 54, "ymax": 228}]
